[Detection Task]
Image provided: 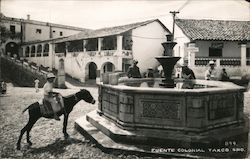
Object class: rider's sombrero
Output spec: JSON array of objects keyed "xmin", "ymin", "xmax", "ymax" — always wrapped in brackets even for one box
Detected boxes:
[{"xmin": 47, "ymin": 73, "xmax": 56, "ymax": 79}]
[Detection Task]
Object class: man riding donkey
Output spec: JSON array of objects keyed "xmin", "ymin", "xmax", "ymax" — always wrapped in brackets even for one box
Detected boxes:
[{"xmin": 42, "ymin": 73, "xmax": 65, "ymax": 120}]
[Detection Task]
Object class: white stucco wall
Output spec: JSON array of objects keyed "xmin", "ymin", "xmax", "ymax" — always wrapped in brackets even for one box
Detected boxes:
[
  {"xmin": 173, "ymin": 25, "xmax": 191, "ymax": 62},
  {"xmin": 195, "ymin": 41, "xmax": 241, "ymax": 57},
  {"xmin": 132, "ymin": 21, "xmax": 169, "ymax": 73},
  {"xmin": 23, "ymin": 23, "xmax": 84, "ymax": 42},
  {"xmin": 61, "ymin": 52, "xmax": 120, "ymax": 80},
  {"xmin": 1, "ymin": 20, "xmax": 22, "ymax": 33},
  {"xmin": 24, "ymin": 23, "xmax": 50, "ymax": 42},
  {"xmin": 51, "ymin": 26, "xmax": 81, "ymax": 39}
]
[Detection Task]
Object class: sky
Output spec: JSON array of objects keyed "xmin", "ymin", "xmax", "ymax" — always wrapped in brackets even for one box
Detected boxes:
[{"xmin": 1, "ymin": 0, "xmax": 250, "ymax": 30}]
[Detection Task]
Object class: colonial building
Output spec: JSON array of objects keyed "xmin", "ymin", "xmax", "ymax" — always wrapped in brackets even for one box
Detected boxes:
[
  {"xmin": 173, "ymin": 19, "xmax": 250, "ymax": 77},
  {"xmin": 22, "ymin": 19, "xmax": 171, "ymax": 82},
  {"xmin": 0, "ymin": 14, "xmax": 91, "ymax": 58}
]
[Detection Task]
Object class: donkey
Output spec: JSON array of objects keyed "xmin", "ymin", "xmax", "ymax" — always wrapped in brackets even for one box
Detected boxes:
[{"xmin": 16, "ymin": 89, "xmax": 96, "ymax": 150}]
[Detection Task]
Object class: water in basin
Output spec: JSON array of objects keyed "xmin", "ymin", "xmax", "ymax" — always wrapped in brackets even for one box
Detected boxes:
[{"xmin": 120, "ymin": 80, "xmax": 216, "ymax": 89}]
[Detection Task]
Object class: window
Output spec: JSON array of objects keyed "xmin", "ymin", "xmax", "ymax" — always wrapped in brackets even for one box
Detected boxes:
[
  {"xmin": 247, "ymin": 48, "xmax": 250, "ymax": 65},
  {"xmin": 122, "ymin": 32, "xmax": 132, "ymax": 50},
  {"xmin": 31, "ymin": 45, "xmax": 36, "ymax": 57},
  {"xmin": 102, "ymin": 36, "xmax": 117, "ymax": 50},
  {"xmin": 209, "ymin": 48, "xmax": 222, "ymax": 57},
  {"xmin": 68, "ymin": 40, "xmax": 83, "ymax": 52},
  {"xmin": 209, "ymin": 43, "xmax": 223, "ymax": 57},
  {"xmin": 36, "ymin": 29, "xmax": 42, "ymax": 34},
  {"xmin": 25, "ymin": 46, "xmax": 30, "ymax": 57},
  {"xmin": 85, "ymin": 39, "xmax": 98, "ymax": 51},
  {"xmin": 60, "ymin": 31, "xmax": 63, "ymax": 36},
  {"xmin": 53, "ymin": 30, "xmax": 56, "ymax": 33},
  {"xmin": 246, "ymin": 48, "xmax": 250, "ymax": 58},
  {"xmin": 43, "ymin": 43, "xmax": 49, "ymax": 56},
  {"xmin": 10, "ymin": 25, "xmax": 15, "ymax": 34},
  {"xmin": 55, "ymin": 42, "xmax": 66, "ymax": 53},
  {"xmin": 37, "ymin": 45, "xmax": 42, "ymax": 57}
]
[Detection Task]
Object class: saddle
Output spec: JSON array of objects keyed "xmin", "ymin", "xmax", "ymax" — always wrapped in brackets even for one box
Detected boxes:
[{"xmin": 39, "ymin": 93, "xmax": 65, "ymax": 117}]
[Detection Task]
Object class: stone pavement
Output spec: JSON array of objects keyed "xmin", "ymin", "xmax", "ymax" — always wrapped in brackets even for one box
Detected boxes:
[{"xmin": 0, "ymin": 84, "xmax": 153, "ymax": 159}]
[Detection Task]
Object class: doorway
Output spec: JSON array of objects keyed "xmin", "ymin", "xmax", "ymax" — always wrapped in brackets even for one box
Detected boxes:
[
  {"xmin": 88, "ymin": 62, "xmax": 97, "ymax": 79},
  {"xmin": 5, "ymin": 42, "xmax": 19, "ymax": 58}
]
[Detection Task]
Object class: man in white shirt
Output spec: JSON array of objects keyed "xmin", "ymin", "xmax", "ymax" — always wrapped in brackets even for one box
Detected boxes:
[{"xmin": 205, "ymin": 60, "xmax": 217, "ymax": 80}]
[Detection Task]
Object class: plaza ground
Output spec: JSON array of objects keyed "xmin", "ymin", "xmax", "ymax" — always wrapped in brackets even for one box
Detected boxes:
[{"xmin": 0, "ymin": 83, "xmax": 249, "ymax": 159}]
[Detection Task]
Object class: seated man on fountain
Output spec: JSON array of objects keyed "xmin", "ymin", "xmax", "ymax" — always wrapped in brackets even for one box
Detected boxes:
[
  {"xmin": 180, "ymin": 61, "xmax": 196, "ymax": 80},
  {"xmin": 127, "ymin": 60, "xmax": 142, "ymax": 78},
  {"xmin": 205, "ymin": 60, "xmax": 218, "ymax": 80},
  {"xmin": 146, "ymin": 67, "xmax": 154, "ymax": 78}
]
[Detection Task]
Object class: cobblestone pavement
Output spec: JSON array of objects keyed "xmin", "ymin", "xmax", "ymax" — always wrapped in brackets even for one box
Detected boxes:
[
  {"xmin": 0, "ymin": 84, "xmax": 155, "ymax": 159},
  {"xmin": 0, "ymin": 84, "xmax": 249, "ymax": 159}
]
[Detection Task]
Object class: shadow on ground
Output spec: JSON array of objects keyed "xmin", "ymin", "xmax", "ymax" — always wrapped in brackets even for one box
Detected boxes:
[{"xmin": 25, "ymin": 137, "xmax": 83, "ymax": 156}]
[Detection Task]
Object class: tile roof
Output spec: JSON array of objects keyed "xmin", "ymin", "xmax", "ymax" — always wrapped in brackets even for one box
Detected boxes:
[
  {"xmin": 175, "ymin": 19, "xmax": 250, "ymax": 41},
  {"xmin": 57, "ymin": 19, "xmax": 170, "ymax": 42}
]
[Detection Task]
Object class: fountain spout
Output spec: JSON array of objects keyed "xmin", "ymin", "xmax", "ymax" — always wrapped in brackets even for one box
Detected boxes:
[{"xmin": 155, "ymin": 34, "xmax": 180, "ymax": 88}]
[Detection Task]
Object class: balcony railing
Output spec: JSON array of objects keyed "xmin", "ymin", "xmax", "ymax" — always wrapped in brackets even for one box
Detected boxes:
[
  {"xmin": 85, "ymin": 50, "xmax": 132, "ymax": 57},
  {"xmin": 102, "ymin": 50, "xmax": 116, "ymax": 56},
  {"xmin": 122, "ymin": 50, "xmax": 132, "ymax": 57},
  {"xmin": 87, "ymin": 51, "xmax": 97, "ymax": 56},
  {"xmin": 195, "ymin": 57, "xmax": 241, "ymax": 66}
]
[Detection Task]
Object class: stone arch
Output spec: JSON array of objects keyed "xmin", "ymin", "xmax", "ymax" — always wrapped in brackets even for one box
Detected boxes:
[
  {"xmin": 101, "ymin": 61, "xmax": 115, "ymax": 74},
  {"xmin": 37, "ymin": 44, "xmax": 42, "ymax": 57},
  {"xmin": 5, "ymin": 42, "xmax": 19, "ymax": 57},
  {"xmin": 31, "ymin": 45, "xmax": 36, "ymax": 57},
  {"xmin": 85, "ymin": 62, "xmax": 97, "ymax": 80},
  {"xmin": 25, "ymin": 46, "xmax": 30, "ymax": 57},
  {"xmin": 43, "ymin": 43, "xmax": 49, "ymax": 56}
]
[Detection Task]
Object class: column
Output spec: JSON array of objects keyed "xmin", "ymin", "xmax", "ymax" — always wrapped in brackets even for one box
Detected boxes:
[
  {"xmin": 216, "ymin": 59, "xmax": 220, "ymax": 67},
  {"xmin": 83, "ymin": 40, "xmax": 86, "ymax": 52},
  {"xmin": 98, "ymin": 38, "xmax": 103, "ymax": 52},
  {"xmin": 65, "ymin": 42, "xmax": 69, "ymax": 56},
  {"xmin": 187, "ymin": 43, "xmax": 196, "ymax": 67},
  {"xmin": 240, "ymin": 43, "xmax": 247, "ymax": 67},
  {"xmin": 57, "ymin": 58, "xmax": 66, "ymax": 88},
  {"xmin": 117, "ymin": 35, "xmax": 123, "ymax": 54},
  {"xmin": 49, "ymin": 43, "xmax": 55, "ymax": 69},
  {"xmin": 116, "ymin": 57, "xmax": 123, "ymax": 71}
]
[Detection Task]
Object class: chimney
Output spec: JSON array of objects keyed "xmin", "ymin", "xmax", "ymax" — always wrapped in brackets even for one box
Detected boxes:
[{"xmin": 27, "ymin": 14, "xmax": 30, "ymax": 20}]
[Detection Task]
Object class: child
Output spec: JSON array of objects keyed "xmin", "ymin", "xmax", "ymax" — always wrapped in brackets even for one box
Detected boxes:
[
  {"xmin": 34, "ymin": 78, "xmax": 40, "ymax": 92},
  {"xmin": 1, "ymin": 81, "xmax": 7, "ymax": 94},
  {"xmin": 43, "ymin": 73, "xmax": 60, "ymax": 121}
]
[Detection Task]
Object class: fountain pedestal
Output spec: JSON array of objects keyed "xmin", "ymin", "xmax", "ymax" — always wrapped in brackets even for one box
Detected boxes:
[
  {"xmin": 155, "ymin": 34, "xmax": 180, "ymax": 88},
  {"xmin": 155, "ymin": 56, "xmax": 180, "ymax": 88}
]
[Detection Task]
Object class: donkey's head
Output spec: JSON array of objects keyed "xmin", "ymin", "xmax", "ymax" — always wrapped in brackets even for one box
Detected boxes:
[{"xmin": 75, "ymin": 89, "xmax": 96, "ymax": 104}]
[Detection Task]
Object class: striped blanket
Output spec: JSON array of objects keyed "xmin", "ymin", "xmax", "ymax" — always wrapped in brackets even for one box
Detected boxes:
[{"xmin": 39, "ymin": 93, "xmax": 64, "ymax": 117}]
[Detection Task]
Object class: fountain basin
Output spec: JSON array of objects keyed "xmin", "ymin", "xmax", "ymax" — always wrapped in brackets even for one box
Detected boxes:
[
  {"xmin": 97, "ymin": 78, "xmax": 246, "ymax": 131},
  {"xmin": 75, "ymin": 78, "xmax": 249, "ymax": 158}
]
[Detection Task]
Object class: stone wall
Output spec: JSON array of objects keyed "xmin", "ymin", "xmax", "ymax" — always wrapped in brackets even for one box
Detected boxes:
[{"xmin": 0, "ymin": 56, "xmax": 47, "ymax": 87}]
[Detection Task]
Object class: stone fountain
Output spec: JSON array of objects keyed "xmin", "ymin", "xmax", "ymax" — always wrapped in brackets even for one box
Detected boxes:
[
  {"xmin": 155, "ymin": 34, "xmax": 180, "ymax": 88},
  {"xmin": 75, "ymin": 34, "xmax": 249, "ymax": 158}
]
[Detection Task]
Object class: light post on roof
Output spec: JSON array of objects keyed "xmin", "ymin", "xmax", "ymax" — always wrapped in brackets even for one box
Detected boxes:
[{"xmin": 170, "ymin": 11, "xmax": 179, "ymax": 41}]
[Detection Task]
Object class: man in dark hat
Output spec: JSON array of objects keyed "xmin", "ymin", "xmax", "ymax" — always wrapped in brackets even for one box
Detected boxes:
[
  {"xmin": 127, "ymin": 60, "xmax": 141, "ymax": 78},
  {"xmin": 180, "ymin": 62, "xmax": 196, "ymax": 79}
]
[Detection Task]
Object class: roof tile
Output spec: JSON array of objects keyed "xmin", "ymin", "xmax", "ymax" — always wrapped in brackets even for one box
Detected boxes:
[{"xmin": 175, "ymin": 19, "xmax": 250, "ymax": 41}]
